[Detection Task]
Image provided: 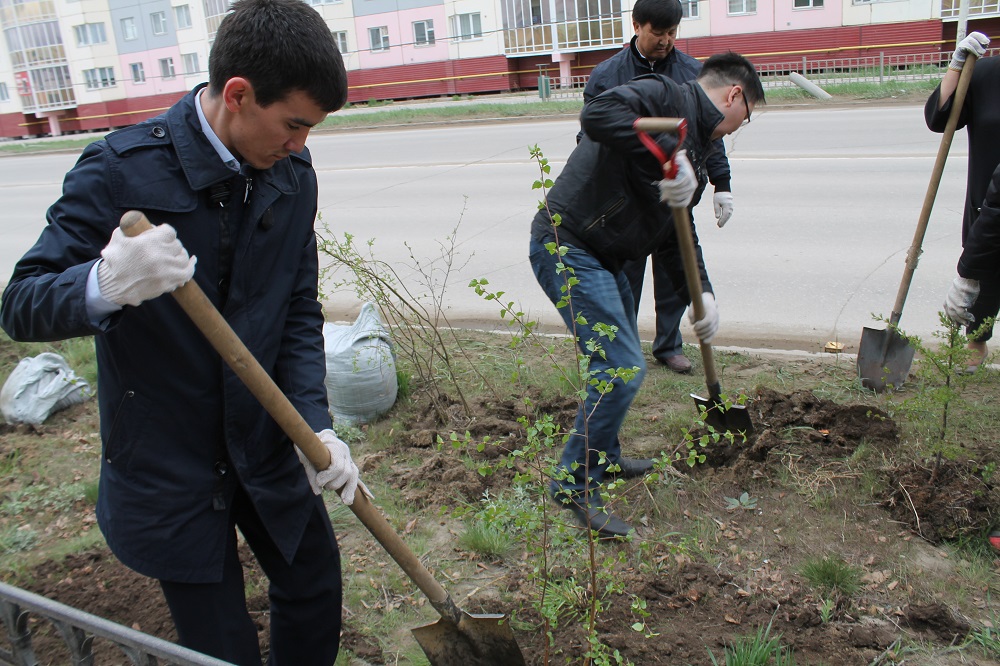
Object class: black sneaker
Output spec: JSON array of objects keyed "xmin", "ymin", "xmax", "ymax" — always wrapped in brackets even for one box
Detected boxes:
[
  {"xmin": 551, "ymin": 490, "xmax": 633, "ymax": 539},
  {"xmin": 610, "ymin": 457, "xmax": 654, "ymax": 479}
]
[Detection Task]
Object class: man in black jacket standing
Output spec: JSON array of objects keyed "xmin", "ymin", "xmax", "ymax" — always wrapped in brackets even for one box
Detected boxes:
[
  {"xmin": 530, "ymin": 53, "xmax": 764, "ymax": 538},
  {"xmin": 581, "ymin": 0, "xmax": 734, "ymax": 375}
]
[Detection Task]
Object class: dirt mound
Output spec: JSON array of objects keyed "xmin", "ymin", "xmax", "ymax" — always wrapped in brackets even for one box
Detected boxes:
[
  {"xmin": 693, "ymin": 388, "xmax": 898, "ymax": 470},
  {"xmin": 882, "ymin": 458, "xmax": 1000, "ymax": 543}
]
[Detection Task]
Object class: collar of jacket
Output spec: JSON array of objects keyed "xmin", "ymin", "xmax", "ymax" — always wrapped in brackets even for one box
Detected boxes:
[
  {"xmin": 628, "ymin": 35, "xmax": 675, "ymax": 74},
  {"xmin": 166, "ymin": 83, "xmax": 303, "ymax": 196},
  {"xmin": 688, "ymin": 81, "xmax": 725, "ymax": 150}
]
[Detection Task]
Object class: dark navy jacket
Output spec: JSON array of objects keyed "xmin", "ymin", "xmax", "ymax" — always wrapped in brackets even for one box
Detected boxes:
[
  {"xmin": 531, "ymin": 74, "xmax": 720, "ymax": 293},
  {"xmin": 0, "ymin": 85, "xmax": 330, "ymax": 583},
  {"xmin": 580, "ymin": 36, "xmax": 731, "ymax": 198}
]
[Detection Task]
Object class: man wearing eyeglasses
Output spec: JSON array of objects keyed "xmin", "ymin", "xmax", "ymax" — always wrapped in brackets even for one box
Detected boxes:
[
  {"xmin": 530, "ymin": 53, "xmax": 765, "ymax": 538},
  {"xmin": 580, "ymin": 0, "xmax": 739, "ymax": 378}
]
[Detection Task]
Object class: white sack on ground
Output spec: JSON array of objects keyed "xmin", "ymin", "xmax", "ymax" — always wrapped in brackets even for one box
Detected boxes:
[
  {"xmin": 323, "ymin": 303, "xmax": 398, "ymax": 426},
  {"xmin": 1, "ymin": 353, "xmax": 91, "ymax": 425}
]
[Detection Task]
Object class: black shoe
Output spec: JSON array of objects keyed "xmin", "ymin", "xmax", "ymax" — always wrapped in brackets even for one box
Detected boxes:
[
  {"xmin": 551, "ymin": 490, "xmax": 633, "ymax": 539},
  {"xmin": 611, "ymin": 457, "xmax": 654, "ymax": 479}
]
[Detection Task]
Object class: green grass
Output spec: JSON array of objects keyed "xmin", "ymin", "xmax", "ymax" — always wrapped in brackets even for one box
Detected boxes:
[
  {"xmin": 800, "ymin": 555, "xmax": 862, "ymax": 597},
  {"xmin": 709, "ymin": 620, "xmax": 796, "ymax": 666}
]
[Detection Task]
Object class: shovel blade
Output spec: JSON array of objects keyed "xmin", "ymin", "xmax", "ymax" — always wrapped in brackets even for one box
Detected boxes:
[
  {"xmin": 857, "ymin": 326, "xmax": 914, "ymax": 392},
  {"xmin": 412, "ymin": 612, "xmax": 526, "ymax": 666},
  {"xmin": 692, "ymin": 394, "xmax": 754, "ymax": 438}
]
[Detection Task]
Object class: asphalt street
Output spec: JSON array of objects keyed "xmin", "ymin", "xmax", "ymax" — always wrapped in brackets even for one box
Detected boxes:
[{"xmin": 0, "ymin": 101, "xmax": 970, "ymax": 355}]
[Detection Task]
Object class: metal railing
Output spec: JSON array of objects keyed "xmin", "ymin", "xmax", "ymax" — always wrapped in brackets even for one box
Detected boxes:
[
  {"xmin": 756, "ymin": 48, "xmax": 1000, "ymax": 89},
  {"xmin": 0, "ymin": 581, "xmax": 234, "ymax": 666}
]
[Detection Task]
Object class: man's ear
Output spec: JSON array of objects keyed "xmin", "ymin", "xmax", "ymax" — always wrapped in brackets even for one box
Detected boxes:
[
  {"xmin": 222, "ymin": 77, "xmax": 253, "ymax": 113},
  {"xmin": 632, "ymin": 19, "xmax": 640, "ymax": 33},
  {"xmin": 727, "ymin": 85, "xmax": 742, "ymax": 108}
]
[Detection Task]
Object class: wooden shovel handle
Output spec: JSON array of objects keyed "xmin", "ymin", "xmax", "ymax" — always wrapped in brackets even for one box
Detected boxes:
[
  {"xmin": 889, "ymin": 54, "xmax": 977, "ymax": 325},
  {"xmin": 119, "ymin": 210, "xmax": 456, "ymax": 617},
  {"xmin": 671, "ymin": 205, "xmax": 719, "ymax": 388},
  {"xmin": 634, "ymin": 118, "xmax": 685, "ymax": 133}
]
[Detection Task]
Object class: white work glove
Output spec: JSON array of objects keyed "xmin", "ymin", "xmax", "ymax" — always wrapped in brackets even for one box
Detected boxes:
[
  {"xmin": 713, "ymin": 191, "xmax": 734, "ymax": 228},
  {"xmin": 658, "ymin": 150, "xmax": 698, "ymax": 209},
  {"xmin": 943, "ymin": 276, "xmax": 980, "ymax": 326},
  {"xmin": 949, "ymin": 32, "xmax": 990, "ymax": 71},
  {"xmin": 688, "ymin": 292, "xmax": 719, "ymax": 344},
  {"xmin": 296, "ymin": 429, "xmax": 370, "ymax": 506},
  {"xmin": 97, "ymin": 225, "xmax": 196, "ymax": 307}
]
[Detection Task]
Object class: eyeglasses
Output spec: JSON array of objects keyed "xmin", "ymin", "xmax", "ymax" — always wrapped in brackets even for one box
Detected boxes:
[{"xmin": 740, "ymin": 91, "xmax": 752, "ymax": 127}]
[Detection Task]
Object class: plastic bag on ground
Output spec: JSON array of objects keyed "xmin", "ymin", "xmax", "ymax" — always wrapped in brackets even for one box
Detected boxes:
[
  {"xmin": 323, "ymin": 303, "xmax": 398, "ymax": 426},
  {"xmin": 1, "ymin": 352, "xmax": 91, "ymax": 425}
]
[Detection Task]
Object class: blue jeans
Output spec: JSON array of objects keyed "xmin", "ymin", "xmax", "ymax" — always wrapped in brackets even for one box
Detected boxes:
[
  {"xmin": 622, "ymin": 247, "xmax": 687, "ymax": 361},
  {"xmin": 529, "ymin": 237, "xmax": 646, "ymax": 496}
]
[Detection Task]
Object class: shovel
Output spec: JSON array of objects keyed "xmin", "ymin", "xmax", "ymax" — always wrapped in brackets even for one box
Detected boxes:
[
  {"xmin": 634, "ymin": 119, "xmax": 754, "ymax": 437},
  {"xmin": 857, "ymin": 54, "xmax": 978, "ymax": 392},
  {"xmin": 119, "ymin": 211, "xmax": 525, "ymax": 666}
]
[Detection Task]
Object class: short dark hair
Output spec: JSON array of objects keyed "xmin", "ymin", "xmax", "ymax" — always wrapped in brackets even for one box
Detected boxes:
[
  {"xmin": 632, "ymin": 0, "xmax": 683, "ymax": 30},
  {"xmin": 698, "ymin": 52, "xmax": 766, "ymax": 105},
  {"xmin": 209, "ymin": 0, "xmax": 348, "ymax": 112}
]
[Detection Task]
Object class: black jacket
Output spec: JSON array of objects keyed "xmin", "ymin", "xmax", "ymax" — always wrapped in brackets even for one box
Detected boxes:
[
  {"xmin": 580, "ymin": 36, "xmax": 731, "ymax": 198},
  {"xmin": 959, "ymin": 163, "xmax": 1000, "ymax": 280},
  {"xmin": 531, "ymin": 74, "xmax": 721, "ymax": 294},
  {"xmin": 925, "ymin": 55, "xmax": 1000, "ymax": 241}
]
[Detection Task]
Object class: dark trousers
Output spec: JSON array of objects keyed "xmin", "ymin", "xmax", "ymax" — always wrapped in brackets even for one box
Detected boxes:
[
  {"xmin": 968, "ymin": 278, "xmax": 1000, "ymax": 342},
  {"xmin": 160, "ymin": 486, "xmax": 342, "ymax": 666},
  {"xmin": 622, "ymin": 248, "xmax": 688, "ymax": 361}
]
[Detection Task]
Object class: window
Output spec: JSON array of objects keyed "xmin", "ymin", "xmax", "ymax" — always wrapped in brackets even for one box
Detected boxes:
[
  {"xmin": 83, "ymin": 66, "xmax": 115, "ymax": 89},
  {"xmin": 793, "ymin": 0, "xmax": 823, "ymax": 7},
  {"xmin": 681, "ymin": 0, "xmax": 699, "ymax": 18},
  {"xmin": 182, "ymin": 52, "xmax": 199, "ymax": 75},
  {"xmin": 121, "ymin": 17, "xmax": 137, "ymax": 40},
  {"xmin": 159, "ymin": 57, "xmax": 175, "ymax": 79},
  {"xmin": 174, "ymin": 4, "xmax": 192, "ymax": 29},
  {"xmin": 332, "ymin": 30, "xmax": 348, "ymax": 54},
  {"xmin": 0, "ymin": 82, "xmax": 9, "ymax": 102},
  {"xmin": 727, "ymin": 0, "xmax": 755, "ymax": 13},
  {"xmin": 452, "ymin": 12, "xmax": 481, "ymax": 40},
  {"xmin": 130, "ymin": 62, "xmax": 145, "ymax": 83},
  {"xmin": 73, "ymin": 22, "xmax": 107, "ymax": 46},
  {"xmin": 368, "ymin": 26, "xmax": 389, "ymax": 52},
  {"xmin": 413, "ymin": 19, "xmax": 435, "ymax": 46},
  {"xmin": 150, "ymin": 11, "xmax": 168, "ymax": 35}
]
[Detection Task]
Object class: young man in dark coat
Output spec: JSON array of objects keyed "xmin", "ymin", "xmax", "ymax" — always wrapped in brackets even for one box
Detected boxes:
[
  {"xmin": 581, "ymin": 0, "xmax": 734, "ymax": 375},
  {"xmin": 0, "ymin": 0, "xmax": 361, "ymax": 663},
  {"xmin": 926, "ymin": 32, "xmax": 996, "ymax": 370},
  {"xmin": 530, "ymin": 53, "xmax": 764, "ymax": 538}
]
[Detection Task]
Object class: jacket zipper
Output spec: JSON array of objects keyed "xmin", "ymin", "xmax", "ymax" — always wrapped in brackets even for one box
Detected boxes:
[{"xmin": 584, "ymin": 198, "xmax": 625, "ymax": 232}]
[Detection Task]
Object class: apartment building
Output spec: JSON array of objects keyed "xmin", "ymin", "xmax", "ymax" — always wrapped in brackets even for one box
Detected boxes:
[{"xmin": 0, "ymin": 0, "xmax": 998, "ymax": 138}]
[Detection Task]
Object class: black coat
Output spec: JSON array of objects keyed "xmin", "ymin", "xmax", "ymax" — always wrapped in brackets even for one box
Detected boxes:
[
  {"xmin": 925, "ymin": 55, "xmax": 1000, "ymax": 241},
  {"xmin": 959, "ymin": 163, "xmax": 1000, "ymax": 281},
  {"xmin": 530, "ymin": 74, "xmax": 721, "ymax": 293},
  {"xmin": 580, "ymin": 36, "xmax": 731, "ymax": 198},
  {"xmin": 0, "ymin": 85, "xmax": 330, "ymax": 582}
]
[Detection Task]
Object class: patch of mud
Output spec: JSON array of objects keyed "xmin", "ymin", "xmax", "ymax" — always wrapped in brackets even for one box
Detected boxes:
[
  {"xmin": 692, "ymin": 388, "xmax": 898, "ymax": 471},
  {"xmin": 882, "ymin": 459, "xmax": 1000, "ymax": 543}
]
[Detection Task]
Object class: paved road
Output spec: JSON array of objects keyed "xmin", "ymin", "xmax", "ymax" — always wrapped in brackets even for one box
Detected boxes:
[{"xmin": 0, "ymin": 103, "xmax": 970, "ymax": 353}]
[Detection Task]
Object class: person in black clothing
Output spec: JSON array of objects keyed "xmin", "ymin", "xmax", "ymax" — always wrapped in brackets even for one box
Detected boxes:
[
  {"xmin": 927, "ymin": 32, "xmax": 997, "ymax": 370},
  {"xmin": 580, "ymin": 0, "xmax": 735, "ymax": 374},
  {"xmin": 530, "ymin": 53, "xmax": 764, "ymax": 538}
]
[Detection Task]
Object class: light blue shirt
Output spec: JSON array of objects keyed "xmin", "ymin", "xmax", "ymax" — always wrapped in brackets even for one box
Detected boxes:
[{"xmin": 86, "ymin": 88, "xmax": 237, "ymax": 324}]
